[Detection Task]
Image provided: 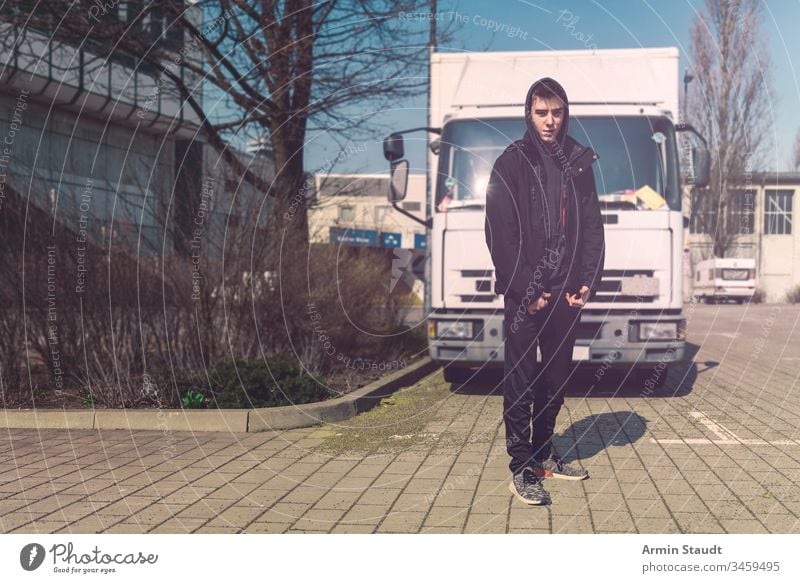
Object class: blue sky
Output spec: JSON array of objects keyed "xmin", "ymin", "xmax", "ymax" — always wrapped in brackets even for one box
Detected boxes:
[{"xmin": 304, "ymin": 0, "xmax": 800, "ymax": 175}]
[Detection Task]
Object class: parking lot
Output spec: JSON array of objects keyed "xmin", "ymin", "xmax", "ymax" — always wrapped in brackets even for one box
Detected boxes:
[{"xmin": 1, "ymin": 304, "xmax": 799, "ymax": 534}]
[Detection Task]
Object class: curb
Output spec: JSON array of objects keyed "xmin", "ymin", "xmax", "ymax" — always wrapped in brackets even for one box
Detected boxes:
[{"xmin": 0, "ymin": 357, "xmax": 438, "ymax": 433}]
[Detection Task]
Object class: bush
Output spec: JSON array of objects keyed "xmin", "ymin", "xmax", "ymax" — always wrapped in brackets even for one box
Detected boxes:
[
  {"xmin": 0, "ymin": 182, "xmax": 415, "ymax": 408},
  {"xmin": 378, "ymin": 324, "xmax": 428, "ymax": 360},
  {"xmin": 176, "ymin": 356, "xmax": 332, "ymax": 409},
  {"xmin": 785, "ymin": 285, "xmax": 800, "ymax": 304}
]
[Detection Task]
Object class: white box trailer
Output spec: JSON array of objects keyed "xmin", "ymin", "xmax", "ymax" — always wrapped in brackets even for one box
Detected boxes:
[
  {"xmin": 693, "ymin": 257, "xmax": 757, "ymax": 304},
  {"xmin": 383, "ymin": 47, "xmax": 709, "ymax": 387}
]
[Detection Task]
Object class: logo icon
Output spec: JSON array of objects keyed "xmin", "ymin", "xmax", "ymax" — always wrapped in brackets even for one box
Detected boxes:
[{"xmin": 20, "ymin": 543, "xmax": 46, "ymax": 571}]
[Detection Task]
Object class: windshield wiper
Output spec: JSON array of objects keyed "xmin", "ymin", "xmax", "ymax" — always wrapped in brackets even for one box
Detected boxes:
[{"xmin": 599, "ymin": 200, "xmax": 638, "ymax": 210}]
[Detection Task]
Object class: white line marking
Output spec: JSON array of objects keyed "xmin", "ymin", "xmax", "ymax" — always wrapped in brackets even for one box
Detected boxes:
[
  {"xmin": 649, "ymin": 411, "xmax": 800, "ymax": 446},
  {"xmin": 650, "ymin": 439, "xmax": 800, "ymax": 446},
  {"xmin": 689, "ymin": 411, "xmax": 742, "ymax": 442}
]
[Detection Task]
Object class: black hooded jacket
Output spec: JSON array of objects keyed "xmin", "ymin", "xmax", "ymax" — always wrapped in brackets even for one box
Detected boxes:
[
  {"xmin": 528, "ymin": 81, "xmax": 572, "ymax": 291},
  {"xmin": 484, "ymin": 77, "xmax": 605, "ymax": 304}
]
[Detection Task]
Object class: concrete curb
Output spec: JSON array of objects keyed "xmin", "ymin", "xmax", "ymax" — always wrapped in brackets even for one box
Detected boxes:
[
  {"xmin": 248, "ymin": 356, "xmax": 437, "ymax": 431},
  {"xmin": 0, "ymin": 357, "xmax": 438, "ymax": 433}
]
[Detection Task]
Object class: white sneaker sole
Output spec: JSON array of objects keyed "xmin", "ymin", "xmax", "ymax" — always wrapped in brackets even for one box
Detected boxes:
[{"xmin": 508, "ymin": 480, "xmax": 550, "ymax": 505}]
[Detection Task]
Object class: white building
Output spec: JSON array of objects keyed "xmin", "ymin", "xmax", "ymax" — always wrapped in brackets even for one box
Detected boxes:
[
  {"xmin": 686, "ymin": 173, "xmax": 799, "ymax": 302},
  {"xmin": 309, "ymin": 172, "xmax": 427, "ymax": 250}
]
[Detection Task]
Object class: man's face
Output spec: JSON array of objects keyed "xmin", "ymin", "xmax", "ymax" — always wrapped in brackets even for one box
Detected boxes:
[{"xmin": 531, "ymin": 94, "xmax": 565, "ymax": 144}]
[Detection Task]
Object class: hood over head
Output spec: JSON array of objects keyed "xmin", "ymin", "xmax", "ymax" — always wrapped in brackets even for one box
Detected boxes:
[{"xmin": 524, "ymin": 77, "xmax": 570, "ymax": 152}]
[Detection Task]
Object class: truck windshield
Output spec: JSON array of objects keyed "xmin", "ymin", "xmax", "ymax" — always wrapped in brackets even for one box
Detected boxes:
[{"xmin": 435, "ymin": 116, "xmax": 681, "ymax": 212}]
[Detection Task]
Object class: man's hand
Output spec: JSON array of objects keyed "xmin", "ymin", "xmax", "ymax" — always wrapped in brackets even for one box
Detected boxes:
[
  {"xmin": 526, "ymin": 291, "xmax": 551, "ymax": 314},
  {"xmin": 565, "ymin": 285, "xmax": 591, "ymax": 308}
]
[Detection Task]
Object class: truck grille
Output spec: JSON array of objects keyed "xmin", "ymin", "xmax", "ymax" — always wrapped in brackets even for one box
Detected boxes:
[
  {"xmin": 592, "ymin": 269, "xmax": 657, "ymax": 304},
  {"xmin": 455, "ymin": 270, "xmax": 497, "ymax": 303},
  {"xmin": 459, "ymin": 295, "xmax": 497, "ymax": 303},
  {"xmin": 453, "ymin": 269, "xmax": 659, "ymax": 304}
]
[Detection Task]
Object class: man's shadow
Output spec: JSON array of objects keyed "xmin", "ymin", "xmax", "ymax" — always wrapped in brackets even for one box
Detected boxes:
[
  {"xmin": 549, "ymin": 411, "xmax": 649, "ymax": 464},
  {"xmin": 439, "ymin": 344, "xmax": 724, "ymax": 465}
]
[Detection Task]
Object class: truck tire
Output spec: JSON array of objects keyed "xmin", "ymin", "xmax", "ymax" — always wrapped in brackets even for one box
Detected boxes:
[{"xmin": 443, "ymin": 366, "xmax": 472, "ymax": 384}]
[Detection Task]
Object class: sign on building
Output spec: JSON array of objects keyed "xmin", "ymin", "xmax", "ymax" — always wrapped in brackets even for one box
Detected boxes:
[
  {"xmin": 380, "ymin": 232, "xmax": 402, "ymax": 248},
  {"xmin": 329, "ymin": 227, "xmax": 377, "ymax": 246}
]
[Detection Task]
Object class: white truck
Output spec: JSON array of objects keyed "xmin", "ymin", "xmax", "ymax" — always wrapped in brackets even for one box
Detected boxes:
[
  {"xmin": 383, "ymin": 48, "xmax": 709, "ymax": 386},
  {"xmin": 693, "ymin": 257, "xmax": 757, "ymax": 304}
]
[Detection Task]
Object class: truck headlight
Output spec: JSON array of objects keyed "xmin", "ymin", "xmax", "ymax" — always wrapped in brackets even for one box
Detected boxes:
[
  {"xmin": 435, "ymin": 320, "xmax": 474, "ymax": 340},
  {"xmin": 638, "ymin": 322, "xmax": 678, "ymax": 341}
]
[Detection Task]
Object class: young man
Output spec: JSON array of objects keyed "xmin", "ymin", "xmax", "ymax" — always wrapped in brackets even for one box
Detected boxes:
[{"xmin": 484, "ymin": 77, "xmax": 605, "ymax": 505}]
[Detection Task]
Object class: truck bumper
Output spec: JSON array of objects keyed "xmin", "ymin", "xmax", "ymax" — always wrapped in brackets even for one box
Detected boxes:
[
  {"xmin": 709, "ymin": 289, "xmax": 754, "ymax": 298},
  {"xmin": 428, "ymin": 310, "xmax": 685, "ymax": 368}
]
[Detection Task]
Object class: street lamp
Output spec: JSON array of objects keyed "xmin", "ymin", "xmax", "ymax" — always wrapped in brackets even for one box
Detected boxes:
[{"xmin": 683, "ymin": 69, "xmax": 694, "ymax": 121}]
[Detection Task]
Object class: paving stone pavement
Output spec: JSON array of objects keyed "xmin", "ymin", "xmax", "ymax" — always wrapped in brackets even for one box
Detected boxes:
[{"xmin": 1, "ymin": 304, "xmax": 799, "ymax": 534}]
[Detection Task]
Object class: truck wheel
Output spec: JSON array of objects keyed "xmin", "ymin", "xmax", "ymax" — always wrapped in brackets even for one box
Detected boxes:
[{"xmin": 443, "ymin": 366, "xmax": 472, "ymax": 384}]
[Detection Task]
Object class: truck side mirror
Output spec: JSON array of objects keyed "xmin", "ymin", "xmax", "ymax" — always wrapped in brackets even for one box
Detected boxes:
[
  {"xmin": 389, "ymin": 159, "xmax": 409, "ymax": 202},
  {"xmin": 692, "ymin": 147, "xmax": 710, "ymax": 188},
  {"xmin": 383, "ymin": 133, "xmax": 405, "ymax": 162}
]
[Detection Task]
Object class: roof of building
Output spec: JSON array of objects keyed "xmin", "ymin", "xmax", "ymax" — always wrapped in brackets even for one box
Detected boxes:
[{"xmin": 733, "ymin": 172, "xmax": 800, "ymax": 185}]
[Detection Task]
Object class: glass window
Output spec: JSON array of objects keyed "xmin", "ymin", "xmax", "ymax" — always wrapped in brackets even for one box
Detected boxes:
[
  {"xmin": 764, "ymin": 190, "xmax": 793, "ymax": 235},
  {"xmin": 690, "ymin": 189, "xmax": 717, "ymax": 234},
  {"xmin": 374, "ymin": 205, "xmax": 390, "ymax": 224},
  {"xmin": 339, "ymin": 205, "xmax": 355, "ymax": 223},
  {"xmin": 435, "ymin": 116, "xmax": 681, "ymax": 211},
  {"xmin": 726, "ymin": 190, "xmax": 755, "ymax": 235},
  {"xmin": 721, "ymin": 268, "xmax": 749, "ymax": 280}
]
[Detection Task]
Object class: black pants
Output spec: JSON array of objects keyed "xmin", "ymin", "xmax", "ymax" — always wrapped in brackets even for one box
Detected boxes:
[{"xmin": 502, "ymin": 289, "xmax": 581, "ymax": 474}]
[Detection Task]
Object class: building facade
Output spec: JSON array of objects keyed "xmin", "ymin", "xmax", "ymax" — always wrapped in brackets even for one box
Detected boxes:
[
  {"xmin": 309, "ymin": 173, "xmax": 427, "ymax": 251},
  {"xmin": 0, "ymin": 3, "xmax": 273, "ymax": 261},
  {"xmin": 686, "ymin": 173, "xmax": 799, "ymax": 302}
]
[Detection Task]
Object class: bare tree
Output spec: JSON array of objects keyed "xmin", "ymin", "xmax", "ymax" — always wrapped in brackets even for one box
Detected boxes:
[
  {"xmin": 687, "ymin": 0, "xmax": 773, "ymax": 258},
  {"xmin": 1, "ymin": 0, "xmax": 449, "ymax": 245},
  {"xmin": 793, "ymin": 128, "xmax": 800, "ymax": 171}
]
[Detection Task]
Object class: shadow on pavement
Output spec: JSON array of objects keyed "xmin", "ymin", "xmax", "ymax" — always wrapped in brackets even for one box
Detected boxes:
[
  {"xmin": 552, "ymin": 411, "xmax": 649, "ymax": 464},
  {"xmin": 447, "ymin": 341, "xmax": 703, "ymax": 399}
]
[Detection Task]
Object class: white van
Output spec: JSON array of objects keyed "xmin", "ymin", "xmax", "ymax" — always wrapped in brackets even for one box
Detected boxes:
[{"xmin": 693, "ymin": 257, "xmax": 756, "ymax": 304}]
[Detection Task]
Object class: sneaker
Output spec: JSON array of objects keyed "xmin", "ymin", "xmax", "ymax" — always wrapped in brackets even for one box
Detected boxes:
[
  {"xmin": 508, "ymin": 467, "xmax": 551, "ymax": 505},
  {"xmin": 534, "ymin": 455, "xmax": 589, "ymax": 481}
]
